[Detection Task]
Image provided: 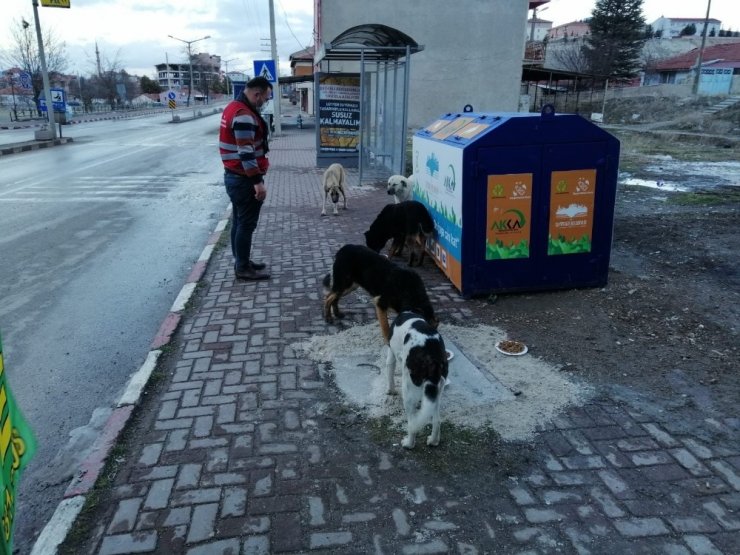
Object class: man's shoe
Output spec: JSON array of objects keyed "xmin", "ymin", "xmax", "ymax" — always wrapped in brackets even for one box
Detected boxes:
[
  {"xmin": 235, "ymin": 267, "xmax": 270, "ymax": 280},
  {"xmin": 249, "ymin": 260, "xmax": 267, "ymax": 270}
]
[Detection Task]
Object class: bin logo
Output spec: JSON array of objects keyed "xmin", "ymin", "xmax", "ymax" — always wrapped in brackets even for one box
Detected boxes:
[
  {"xmin": 576, "ymin": 177, "xmax": 591, "ymax": 193},
  {"xmin": 491, "ymin": 183, "xmax": 505, "ymax": 198},
  {"xmin": 443, "ymin": 164, "xmax": 456, "ymax": 192},
  {"xmin": 426, "ymin": 152, "xmax": 439, "ymax": 177},
  {"xmin": 490, "ymin": 209, "xmax": 526, "ymax": 231}
]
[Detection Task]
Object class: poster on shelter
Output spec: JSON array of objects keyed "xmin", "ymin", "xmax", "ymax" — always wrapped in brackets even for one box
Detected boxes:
[
  {"xmin": 548, "ymin": 169, "xmax": 597, "ymax": 255},
  {"xmin": 0, "ymin": 331, "xmax": 37, "ymax": 554},
  {"xmin": 317, "ymin": 73, "xmax": 360, "ymax": 153}
]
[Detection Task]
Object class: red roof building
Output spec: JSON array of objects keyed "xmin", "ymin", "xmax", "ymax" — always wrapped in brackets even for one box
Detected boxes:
[{"xmin": 646, "ymin": 41, "xmax": 740, "ymax": 93}]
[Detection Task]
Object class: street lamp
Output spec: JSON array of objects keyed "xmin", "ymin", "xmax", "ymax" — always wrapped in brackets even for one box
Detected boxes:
[{"xmin": 167, "ymin": 34, "xmax": 210, "ymax": 108}]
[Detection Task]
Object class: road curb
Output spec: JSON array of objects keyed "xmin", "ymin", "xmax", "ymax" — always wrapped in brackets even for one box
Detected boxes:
[
  {"xmin": 29, "ymin": 206, "xmax": 231, "ymax": 555},
  {"xmin": 0, "ymin": 137, "xmax": 74, "ymax": 156}
]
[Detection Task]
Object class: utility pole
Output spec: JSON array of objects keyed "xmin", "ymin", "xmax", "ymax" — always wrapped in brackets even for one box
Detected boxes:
[
  {"xmin": 268, "ymin": 0, "xmax": 282, "ymax": 135},
  {"xmin": 223, "ymin": 58, "xmax": 237, "ymax": 98},
  {"xmin": 692, "ymin": 0, "xmax": 712, "ymax": 95},
  {"xmin": 165, "ymin": 52, "xmax": 172, "ymax": 91},
  {"xmin": 31, "ymin": 0, "xmax": 56, "ymax": 139}
]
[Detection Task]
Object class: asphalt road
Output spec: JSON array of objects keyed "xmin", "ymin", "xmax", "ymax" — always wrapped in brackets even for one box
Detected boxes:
[{"xmin": 0, "ymin": 111, "xmax": 226, "ymax": 551}]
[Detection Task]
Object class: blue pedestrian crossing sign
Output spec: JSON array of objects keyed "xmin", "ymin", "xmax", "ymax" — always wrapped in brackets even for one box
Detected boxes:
[{"xmin": 253, "ymin": 60, "xmax": 277, "ymax": 83}]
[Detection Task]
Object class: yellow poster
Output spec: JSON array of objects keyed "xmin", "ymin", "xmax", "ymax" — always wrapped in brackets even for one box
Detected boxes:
[
  {"xmin": 486, "ymin": 173, "xmax": 532, "ymax": 259},
  {"xmin": 548, "ymin": 169, "xmax": 597, "ymax": 255},
  {"xmin": 41, "ymin": 0, "xmax": 71, "ymax": 7}
]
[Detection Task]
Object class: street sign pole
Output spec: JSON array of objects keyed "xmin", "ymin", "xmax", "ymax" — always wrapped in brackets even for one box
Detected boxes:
[
  {"xmin": 268, "ymin": 0, "xmax": 282, "ymax": 135},
  {"xmin": 32, "ymin": 0, "xmax": 56, "ymax": 139}
]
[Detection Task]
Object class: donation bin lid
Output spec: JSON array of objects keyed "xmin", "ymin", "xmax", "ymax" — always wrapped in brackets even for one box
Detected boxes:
[{"xmin": 416, "ymin": 112, "xmax": 537, "ymax": 147}]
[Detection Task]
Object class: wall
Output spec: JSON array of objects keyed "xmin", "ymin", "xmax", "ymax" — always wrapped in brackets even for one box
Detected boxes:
[{"xmin": 317, "ymin": 0, "xmax": 528, "ymax": 129}]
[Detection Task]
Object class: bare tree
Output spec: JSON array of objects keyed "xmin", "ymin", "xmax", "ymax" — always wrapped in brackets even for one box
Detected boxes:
[
  {"xmin": 1, "ymin": 16, "xmax": 68, "ymax": 114},
  {"xmin": 640, "ymin": 38, "xmax": 673, "ymax": 82},
  {"xmin": 85, "ymin": 46, "xmax": 131, "ymax": 109},
  {"xmin": 547, "ymin": 39, "xmax": 591, "ymax": 73}
]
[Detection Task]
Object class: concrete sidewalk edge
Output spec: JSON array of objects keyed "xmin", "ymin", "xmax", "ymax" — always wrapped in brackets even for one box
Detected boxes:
[
  {"xmin": 0, "ymin": 137, "xmax": 74, "ymax": 157},
  {"xmin": 28, "ymin": 206, "xmax": 231, "ymax": 555}
]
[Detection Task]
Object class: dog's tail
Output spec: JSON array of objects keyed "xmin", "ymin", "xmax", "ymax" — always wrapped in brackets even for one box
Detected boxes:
[
  {"xmin": 408, "ymin": 379, "xmax": 445, "ymax": 433},
  {"xmin": 322, "ymin": 273, "xmax": 332, "ymax": 290}
]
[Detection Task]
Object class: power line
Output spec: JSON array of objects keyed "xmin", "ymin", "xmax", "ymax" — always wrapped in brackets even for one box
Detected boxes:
[{"xmin": 276, "ymin": 0, "xmax": 308, "ymax": 51}]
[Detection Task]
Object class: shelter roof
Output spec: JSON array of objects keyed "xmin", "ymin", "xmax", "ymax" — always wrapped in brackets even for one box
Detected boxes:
[{"xmin": 315, "ymin": 23, "xmax": 423, "ymax": 63}]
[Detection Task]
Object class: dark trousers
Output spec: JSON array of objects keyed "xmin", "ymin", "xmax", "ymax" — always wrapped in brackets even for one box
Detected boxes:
[{"xmin": 224, "ymin": 172, "xmax": 264, "ymax": 272}]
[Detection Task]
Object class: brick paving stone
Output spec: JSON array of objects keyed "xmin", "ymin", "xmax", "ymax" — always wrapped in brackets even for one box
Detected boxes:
[
  {"xmin": 98, "ymin": 531, "xmax": 158, "ymax": 555},
  {"xmin": 668, "ymin": 516, "xmax": 722, "ymax": 534},
  {"xmin": 143, "ymin": 478, "xmax": 175, "ymax": 510},
  {"xmin": 683, "ymin": 534, "xmax": 724, "ymax": 555},
  {"xmin": 703, "ymin": 500, "xmax": 740, "ymax": 530},
  {"xmin": 243, "ymin": 536, "xmax": 270, "ymax": 555},
  {"xmin": 643, "ymin": 423, "xmax": 681, "ymax": 447},
  {"xmin": 186, "ymin": 502, "xmax": 218, "ymax": 543},
  {"xmin": 107, "ymin": 498, "xmax": 143, "ymax": 534},
  {"xmin": 671, "ymin": 448, "xmax": 712, "ymax": 477},
  {"xmin": 613, "ymin": 517, "xmax": 670, "ymax": 537},
  {"xmin": 562, "ymin": 455, "xmax": 606, "ymax": 470},
  {"xmin": 710, "ymin": 460, "xmax": 740, "ymax": 491},
  {"xmin": 309, "ymin": 531, "xmax": 353, "ymax": 549},
  {"xmin": 186, "ymin": 539, "xmax": 240, "ymax": 554}
]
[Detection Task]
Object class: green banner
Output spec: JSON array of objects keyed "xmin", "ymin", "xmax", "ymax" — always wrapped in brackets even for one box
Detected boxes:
[{"xmin": 0, "ymin": 332, "xmax": 37, "ymax": 555}]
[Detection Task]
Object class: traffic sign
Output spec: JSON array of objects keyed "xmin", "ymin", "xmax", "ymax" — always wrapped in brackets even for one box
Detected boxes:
[
  {"xmin": 18, "ymin": 72, "xmax": 32, "ymax": 90},
  {"xmin": 39, "ymin": 88, "xmax": 66, "ymax": 112},
  {"xmin": 168, "ymin": 99, "xmax": 176, "ymax": 109},
  {"xmin": 167, "ymin": 90, "xmax": 176, "ymax": 101},
  {"xmin": 253, "ymin": 60, "xmax": 277, "ymax": 83}
]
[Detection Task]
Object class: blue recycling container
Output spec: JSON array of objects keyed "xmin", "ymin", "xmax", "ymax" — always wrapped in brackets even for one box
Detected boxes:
[{"xmin": 412, "ymin": 106, "xmax": 620, "ymax": 298}]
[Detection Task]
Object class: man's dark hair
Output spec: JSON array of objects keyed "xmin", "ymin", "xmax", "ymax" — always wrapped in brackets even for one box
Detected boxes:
[{"xmin": 246, "ymin": 76, "xmax": 273, "ymax": 90}]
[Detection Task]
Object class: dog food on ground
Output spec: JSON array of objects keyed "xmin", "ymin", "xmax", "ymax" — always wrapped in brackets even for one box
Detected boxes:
[{"xmin": 496, "ymin": 340, "xmax": 527, "ymax": 355}]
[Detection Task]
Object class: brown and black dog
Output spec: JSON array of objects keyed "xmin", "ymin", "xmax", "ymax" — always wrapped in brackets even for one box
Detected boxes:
[
  {"xmin": 323, "ymin": 244, "xmax": 438, "ymax": 342},
  {"xmin": 364, "ymin": 200, "xmax": 435, "ymax": 267}
]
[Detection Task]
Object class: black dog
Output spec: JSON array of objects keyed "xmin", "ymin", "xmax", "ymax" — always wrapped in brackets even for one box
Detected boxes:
[
  {"xmin": 364, "ymin": 201, "xmax": 434, "ymax": 267},
  {"xmin": 323, "ymin": 244, "xmax": 438, "ymax": 342}
]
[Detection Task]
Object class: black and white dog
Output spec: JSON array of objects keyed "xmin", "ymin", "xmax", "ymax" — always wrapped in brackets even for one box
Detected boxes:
[
  {"xmin": 364, "ymin": 200, "xmax": 435, "ymax": 267},
  {"xmin": 387, "ymin": 174, "xmax": 415, "ymax": 204},
  {"xmin": 386, "ymin": 311, "xmax": 449, "ymax": 449},
  {"xmin": 321, "ymin": 163, "xmax": 348, "ymax": 216}
]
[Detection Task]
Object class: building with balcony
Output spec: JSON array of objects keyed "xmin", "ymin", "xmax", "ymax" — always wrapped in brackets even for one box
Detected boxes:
[{"xmin": 155, "ymin": 53, "xmax": 221, "ymax": 95}]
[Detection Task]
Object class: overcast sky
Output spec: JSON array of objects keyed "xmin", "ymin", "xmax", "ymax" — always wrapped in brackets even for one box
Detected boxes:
[{"xmin": 1, "ymin": 0, "xmax": 738, "ymax": 79}]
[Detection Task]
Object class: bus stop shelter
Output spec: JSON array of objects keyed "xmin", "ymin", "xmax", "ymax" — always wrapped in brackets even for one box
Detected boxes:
[{"xmin": 314, "ymin": 24, "xmax": 423, "ymax": 183}]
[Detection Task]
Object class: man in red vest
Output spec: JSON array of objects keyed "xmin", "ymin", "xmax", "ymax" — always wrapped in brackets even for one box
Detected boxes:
[{"xmin": 219, "ymin": 76, "xmax": 273, "ymax": 280}]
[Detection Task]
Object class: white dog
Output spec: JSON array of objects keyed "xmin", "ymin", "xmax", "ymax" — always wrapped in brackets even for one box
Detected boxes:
[
  {"xmin": 386, "ymin": 311, "xmax": 449, "ymax": 449},
  {"xmin": 387, "ymin": 174, "xmax": 415, "ymax": 204},
  {"xmin": 321, "ymin": 163, "xmax": 348, "ymax": 216}
]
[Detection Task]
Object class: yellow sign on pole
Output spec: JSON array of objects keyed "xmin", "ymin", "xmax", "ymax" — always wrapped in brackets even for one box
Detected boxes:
[{"xmin": 40, "ymin": 0, "xmax": 71, "ymax": 7}]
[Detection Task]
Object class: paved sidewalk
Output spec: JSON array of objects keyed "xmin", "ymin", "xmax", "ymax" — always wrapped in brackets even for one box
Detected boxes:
[{"xmin": 42, "ymin": 128, "xmax": 739, "ymax": 554}]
